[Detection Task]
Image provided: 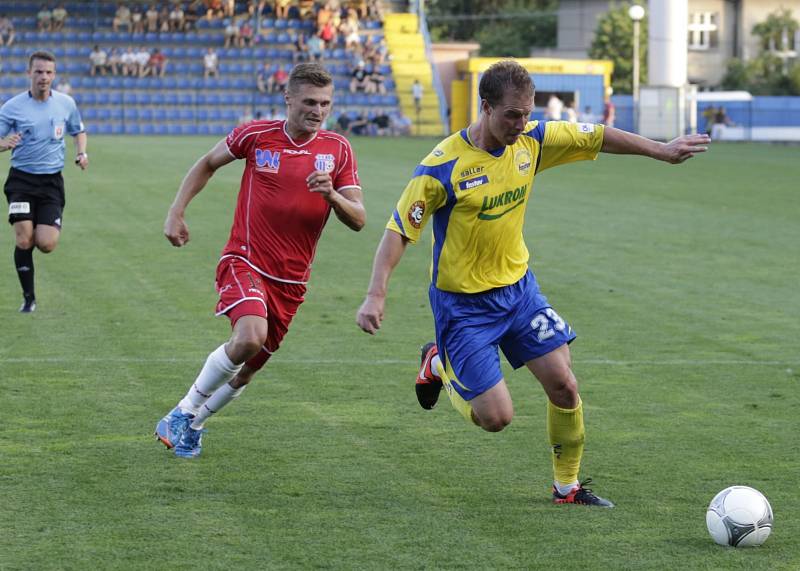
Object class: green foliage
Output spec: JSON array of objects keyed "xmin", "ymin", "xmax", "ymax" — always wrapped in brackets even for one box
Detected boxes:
[
  {"xmin": 752, "ymin": 8, "xmax": 799, "ymax": 51},
  {"xmin": 721, "ymin": 9, "xmax": 800, "ymax": 94},
  {"xmin": 588, "ymin": 2, "xmax": 647, "ymax": 94},
  {"xmin": 425, "ymin": 0, "xmax": 557, "ymax": 55}
]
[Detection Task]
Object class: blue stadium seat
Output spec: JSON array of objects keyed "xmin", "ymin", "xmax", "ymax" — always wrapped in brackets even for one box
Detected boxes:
[
  {"xmin": 124, "ymin": 124, "xmax": 141, "ymax": 135},
  {"xmin": 167, "ymin": 124, "xmax": 182, "ymax": 135},
  {"xmin": 153, "ymin": 124, "xmax": 168, "ymax": 135},
  {"xmin": 139, "ymin": 108, "xmax": 154, "ymax": 121},
  {"xmin": 141, "ymin": 124, "xmax": 155, "ymax": 135},
  {"xmin": 176, "ymin": 93, "xmax": 193, "ymax": 105},
  {"xmin": 153, "ymin": 108, "xmax": 168, "ymax": 121},
  {"xmin": 180, "ymin": 124, "xmax": 197, "ymax": 135},
  {"xmin": 82, "ymin": 108, "xmax": 97, "ymax": 120},
  {"xmin": 195, "ymin": 108, "xmax": 209, "ymax": 121},
  {"xmin": 124, "ymin": 108, "xmax": 138, "ymax": 120}
]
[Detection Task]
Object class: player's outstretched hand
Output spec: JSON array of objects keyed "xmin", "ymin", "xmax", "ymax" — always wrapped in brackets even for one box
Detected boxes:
[
  {"xmin": 356, "ymin": 294, "xmax": 385, "ymax": 335},
  {"xmin": 661, "ymin": 133, "xmax": 711, "ymax": 164},
  {"xmin": 164, "ymin": 211, "xmax": 190, "ymax": 247}
]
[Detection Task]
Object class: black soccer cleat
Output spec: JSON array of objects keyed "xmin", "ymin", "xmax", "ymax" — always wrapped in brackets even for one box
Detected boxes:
[
  {"xmin": 553, "ymin": 478, "xmax": 615, "ymax": 508},
  {"xmin": 19, "ymin": 296, "xmax": 36, "ymax": 313},
  {"xmin": 415, "ymin": 342, "xmax": 442, "ymax": 410}
]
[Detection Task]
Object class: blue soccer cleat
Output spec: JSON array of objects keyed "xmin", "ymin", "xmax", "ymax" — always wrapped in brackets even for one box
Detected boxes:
[
  {"xmin": 154, "ymin": 406, "xmax": 194, "ymax": 449},
  {"xmin": 174, "ymin": 425, "xmax": 206, "ymax": 458}
]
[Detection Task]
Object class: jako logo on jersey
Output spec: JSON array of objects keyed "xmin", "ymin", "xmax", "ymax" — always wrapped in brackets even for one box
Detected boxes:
[
  {"xmin": 478, "ymin": 184, "xmax": 528, "ymax": 220},
  {"xmin": 314, "ymin": 153, "xmax": 335, "ymax": 173},
  {"xmin": 458, "ymin": 175, "xmax": 488, "ymax": 191},
  {"xmin": 255, "ymin": 148, "xmax": 281, "ymax": 172},
  {"xmin": 407, "ymin": 201, "xmax": 425, "ymax": 228}
]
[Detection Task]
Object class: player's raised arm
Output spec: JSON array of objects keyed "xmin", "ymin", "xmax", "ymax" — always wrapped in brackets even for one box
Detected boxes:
[
  {"xmin": 601, "ymin": 126, "xmax": 711, "ymax": 164},
  {"xmin": 356, "ymin": 229, "xmax": 409, "ymax": 334},
  {"xmin": 164, "ymin": 138, "xmax": 236, "ymax": 247}
]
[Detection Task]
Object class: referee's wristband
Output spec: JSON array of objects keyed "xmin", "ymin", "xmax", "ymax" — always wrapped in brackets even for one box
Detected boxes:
[{"xmin": 75, "ymin": 152, "xmax": 87, "ymax": 163}]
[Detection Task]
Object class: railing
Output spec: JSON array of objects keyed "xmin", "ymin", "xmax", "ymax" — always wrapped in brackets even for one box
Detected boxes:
[{"xmin": 416, "ymin": 0, "xmax": 448, "ymax": 135}]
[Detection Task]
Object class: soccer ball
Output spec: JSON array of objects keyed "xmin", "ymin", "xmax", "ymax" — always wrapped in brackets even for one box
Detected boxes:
[{"xmin": 706, "ymin": 486, "xmax": 773, "ymax": 547}]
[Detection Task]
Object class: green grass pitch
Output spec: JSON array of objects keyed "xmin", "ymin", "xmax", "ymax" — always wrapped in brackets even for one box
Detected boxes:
[{"xmin": 1, "ymin": 136, "xmax": 798, "ymax": 570}]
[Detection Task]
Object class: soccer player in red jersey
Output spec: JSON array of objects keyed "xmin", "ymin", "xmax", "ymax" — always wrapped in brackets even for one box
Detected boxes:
[{"xmin": 154, "ymin": 63, "xmax": 365, "ymax": 458}]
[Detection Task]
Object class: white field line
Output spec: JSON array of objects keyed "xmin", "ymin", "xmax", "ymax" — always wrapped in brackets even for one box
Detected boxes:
[{"xmin": 0, "ymin": 357, "xmax": 797, "ymax": 366}]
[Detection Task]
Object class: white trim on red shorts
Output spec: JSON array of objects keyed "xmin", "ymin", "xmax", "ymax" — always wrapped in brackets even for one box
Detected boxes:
[
  {"xmin": 219, "ymin": 254, "xmax": 309, "ymax": 285},
  {"xmin": 214, "ymin": 297, "xmax": 268, "ymax": 317}
]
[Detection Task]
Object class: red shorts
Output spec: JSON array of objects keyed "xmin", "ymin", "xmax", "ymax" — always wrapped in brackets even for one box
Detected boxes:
[{"xmin": 214, "ymin": 257, "xmax": 306, "ymax": 370}]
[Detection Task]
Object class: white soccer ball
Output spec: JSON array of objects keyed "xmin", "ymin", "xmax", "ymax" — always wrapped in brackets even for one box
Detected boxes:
[{"xmin": 706, "ymin": 486, "xmax": 773, "ymax": 547}]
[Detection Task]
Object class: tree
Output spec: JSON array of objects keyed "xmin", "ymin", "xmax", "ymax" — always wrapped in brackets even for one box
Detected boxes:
[
  {"xmin": 588, "ymin": 2, "xmax": 648, "ymax": 95},
  {"xmin": 425, "ymin": 0, "xmax": 557, "ymax": 57},
  {"xmin": 721, "ymin": 9, "xmax": 800, "ymax": 95}
]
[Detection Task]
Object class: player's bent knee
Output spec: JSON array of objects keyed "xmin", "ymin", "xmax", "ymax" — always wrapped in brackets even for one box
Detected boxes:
[
  {"xmin": 15, "ymin": 236, "xmax": 34, "ymax": 250},
  {"xmin": 36, "ymin": 241, "xmax": 58, "ymax": 253},
  {"xmin": 479, "ymin": 414, "xmax": 512, "ymax": 433}
]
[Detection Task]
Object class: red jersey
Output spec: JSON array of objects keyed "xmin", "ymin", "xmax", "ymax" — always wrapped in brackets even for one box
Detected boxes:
[{"xmin": 222, "ymin": 119, "xmax": 360, "ymax": 284}]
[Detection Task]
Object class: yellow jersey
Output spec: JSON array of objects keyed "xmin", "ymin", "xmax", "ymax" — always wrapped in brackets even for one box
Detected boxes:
[{"xmin": 386, "ymin": 120, "xmax": 605, "ymax": 293}]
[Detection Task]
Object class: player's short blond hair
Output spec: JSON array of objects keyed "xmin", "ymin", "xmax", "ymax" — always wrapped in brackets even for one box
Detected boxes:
[{"xmin": 287, "ymin": 63, "xmax": 333, "ymax": 94}]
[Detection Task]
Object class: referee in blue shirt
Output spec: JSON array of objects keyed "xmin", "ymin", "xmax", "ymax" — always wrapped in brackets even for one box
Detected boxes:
[{"xmin": 0, "ymin": 50, "xmax": 88, "ymax": 313}]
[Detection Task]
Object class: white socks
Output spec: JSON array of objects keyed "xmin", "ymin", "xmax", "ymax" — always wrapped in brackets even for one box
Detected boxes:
[
  {"xmin": 178, "ymin": 344, "xmax": 243, "ymax": 415},
  {"xmin": 191, "ymin": 383, "xmax": 246, "ymax": 429}
]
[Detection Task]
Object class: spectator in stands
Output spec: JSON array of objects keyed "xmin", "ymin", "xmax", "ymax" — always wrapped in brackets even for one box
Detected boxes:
[
  {"xmin": 113, "ymin": 4, "xmax": 132, "ymax": 33},
  {"xmin": 146, "ymin": 4, "xmax": 159, "ymax": 32},
  {"xmin": 55, "ymin": 77, "xmax": 72, "ymax": 95},
  {"xmin": 266, "ymin": 64, "xmax": 289, "ymax": 93},
  {"xmin": 545, "ymin": 94, "xmax": 563, "ymax": 120},
  {"xmin": 267, "ymin": 105, "xmax": 286, "ymax": 120},
  {"xmin": 411, "ymin": 78, "xmax": 423, "ymax": 114},
  {"xmin": 121, "ymin": 46, "xmax": 138, "ymax": 76},
  {"xmin": 299, "ymin": 0, "xmax": 315, "ymax": 20},
  {"xmin": 131, "ymin": 4, "xmax": 145, "ymax": 34},
  {"xmin": 349, "ymin": 112, "xmax": 369, "ymax": 135},
  {"xmin": 239, "ymin": 18, "xmax": 254, "ymax": 47},
  {"xmin": 392, "ymin": 112, "xmax": 412, "ymax": 136},
  {"xmin": 37, "ymin": 5, "xmax": 52, "ymax": 32},
  {"xmin": 564, "ymin": 100, "xmax": 577, "ymax": 123},
  {"xmin": 291, "ymin": 31, "xmax": 309, "ymax": 63},
  {"xmin": 256, "ymin": 63, "xmax": 271, "ymax": 93},
  {"xmin": 224, "ymin": 18, "xmax": 240, "ymax": 48},
  {"xmin": 107, "ymin": 47, "xmax": 122, "ymax": 75},
  {"xmin": 342, "ymin": 15, "xmax": 362, "ymax": 56},
  {"xmin": 350, "ymin": 60, "xmax": 369, "ymax": 93},
  {"xmin": 239, "ymin": 107, "xmax": 254, "ymax": 124},
  {"xmin": 205, "ymin": 0, "xmax": 224, "ymax": 20},
  {"xmin": 89, "ymin": 45, "xmax": 108, "ymax": 76},
  {"xmin": 223, "ymin": 0, "xmax": 236, "ymax": 17},
  {"xmin": 602, "ymin": 86, "xmax": 615, "ymax": 127},
  {"xmin": 334, "ymin": 112, "xmax": 351, "ymax": 135},
  {"xmin": 169, "ymin": 4, "xmax": 186, "ymax": 31},
  {"xmin": 307, "ymin": 33, "xmax": 324, "ymax": 62},
  {"xmin": 317, "ymin": 3, "xmax": 333, "ymax": 32},
  {"xmin": 711, "ymin": 106, "xmax": 735, "ymax": 140},
  {"xmin": 0, "ymin": 14, "xmax": 16, "ymax": 47},
  {"xmin": 366, "ymin": 0, "xmax": 383, "ymax": 21},
  {"xmin": 203, "ymin": 47, "xmax": 219, "ymax": 78},
  {"xmin": 158, "ymin": 5, "xmax": 170, "ymax": 31},
  {"xmin": 367, "ymin": 64, "xmax": 385, "ymax": 94},
  {"xmin": 135, "ymin": 46, "xmax": 151, "ymax": 77},
  {"xmin": 349, "ymin": 0, "xmax": 368, "ymax": 19},
  {"xmin": 146, "ymin": 48, "xmax": 168, "ymax": 77},
  {"xmin": 185, "ymin": 0, "xmax": 205, "ymax": 29},
  {"xmin": 578, "ymin": 105, "xmax": 596, "ymax": 123},
  {"xmin": 51, "ymin": 4, "xmax": 67, "ymax": 31},
  {"xmin": 273, "ymin": 0, "xmax": 291, "ymax": 19},
  {"xmin": 318, "ymin": 20, "xmax": 336, "ymax": 48},
  {"xmin": 371, "ymin": 109, "xmax": 391, "ymax": 136}
]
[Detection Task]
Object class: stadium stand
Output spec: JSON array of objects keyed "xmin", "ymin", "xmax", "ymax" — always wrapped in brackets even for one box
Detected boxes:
[{"xmin": 0, "ymin": 0, "xmax": 404, "ymax": 135}]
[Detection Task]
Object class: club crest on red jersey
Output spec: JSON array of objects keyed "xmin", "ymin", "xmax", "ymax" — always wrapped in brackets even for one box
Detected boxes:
[
  {"xmin": 255, "ymin": 148, "xmax": 281, "ymax": 173},
  {"xmin": 314, "ymin": 153, "xmax": 335, "ymax": 173}
]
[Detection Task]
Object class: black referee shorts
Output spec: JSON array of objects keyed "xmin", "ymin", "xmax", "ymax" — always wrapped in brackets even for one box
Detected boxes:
[{"xmin": 4, "ymin": 167, "xmax": 66, "ymax": 227}]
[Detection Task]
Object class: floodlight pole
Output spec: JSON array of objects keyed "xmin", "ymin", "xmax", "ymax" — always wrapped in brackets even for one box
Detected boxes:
[{"xmin": 629, "ymin": 5, "xmax": 645, "ymax": 133}]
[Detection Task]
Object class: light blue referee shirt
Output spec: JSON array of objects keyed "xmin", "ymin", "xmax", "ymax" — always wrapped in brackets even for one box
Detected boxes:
[{"xmin": 0, "ymin": 90, "xmax": 84, "ymax": 174}]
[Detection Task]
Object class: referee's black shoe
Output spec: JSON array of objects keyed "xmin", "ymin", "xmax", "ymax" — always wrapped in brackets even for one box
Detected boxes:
[{"xmin": 19, "ymin": 295, "xmax": 36, "ymax": 313}]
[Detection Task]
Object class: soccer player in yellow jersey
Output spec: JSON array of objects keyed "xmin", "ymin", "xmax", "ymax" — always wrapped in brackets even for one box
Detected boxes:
[{"xmin": 356, "ymin": 60, "xmax": 711, "ymax": 507}]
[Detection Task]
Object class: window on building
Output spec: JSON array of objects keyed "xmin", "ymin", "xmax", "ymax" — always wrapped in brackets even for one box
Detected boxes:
[{"xmin": 688, "ymin": 12, "xmax": 718, "ymax": 50}]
